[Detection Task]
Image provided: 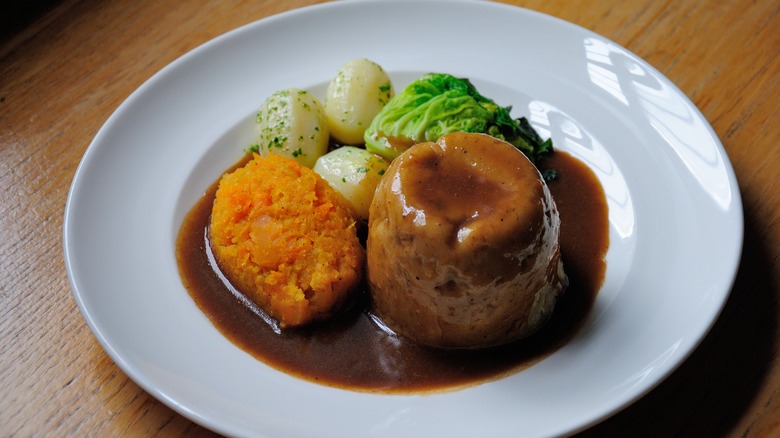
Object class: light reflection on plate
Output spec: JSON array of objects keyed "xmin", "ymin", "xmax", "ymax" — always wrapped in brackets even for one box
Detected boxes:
[{"xmin": 64, "ymin": 1, "xmax": 742, "ymax": 436}]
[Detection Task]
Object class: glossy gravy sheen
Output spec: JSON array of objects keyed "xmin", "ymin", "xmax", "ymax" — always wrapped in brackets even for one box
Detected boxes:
[{"xmin": 175, "ymin": 150, "xmax": 608, "ymax": 393}]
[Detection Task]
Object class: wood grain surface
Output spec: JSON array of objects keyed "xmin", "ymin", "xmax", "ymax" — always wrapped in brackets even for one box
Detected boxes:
[{"xmin": 1, "ymin": 0, "xmax": 777, "ymax": 436}]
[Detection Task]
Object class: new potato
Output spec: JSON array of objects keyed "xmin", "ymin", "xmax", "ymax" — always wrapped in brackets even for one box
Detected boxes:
[
  {"xmin": 255, "ymin": 88, "xmax": 329, "ymax": 168},
  {"xmin": 313, "ymin": 147, "xmax": 389, "ymax": 220},
  {"xmin": 325, "ymin": 59, "xmax": 394, "ymax": 145}
]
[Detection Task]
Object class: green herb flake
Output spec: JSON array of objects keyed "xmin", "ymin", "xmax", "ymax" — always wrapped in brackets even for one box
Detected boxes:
[{"xmin": 268, "ymin": 136, "xmax": 287, "ymax": 149}]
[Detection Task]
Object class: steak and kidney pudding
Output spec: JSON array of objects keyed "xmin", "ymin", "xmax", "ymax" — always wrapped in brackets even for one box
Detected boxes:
[{"xmin": 367, "ymin": 132, "xmax": 568, "ymax": 349}]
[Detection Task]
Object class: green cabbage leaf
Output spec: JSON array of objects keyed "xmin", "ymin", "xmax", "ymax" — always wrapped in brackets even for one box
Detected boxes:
[{"xmin": 364, "ymin": 73, "xmax": 553, "ymax": 164}]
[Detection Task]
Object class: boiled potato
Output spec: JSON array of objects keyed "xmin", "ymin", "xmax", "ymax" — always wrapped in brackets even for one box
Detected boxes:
[
  {"xmin": 325, "ymin": 59, "xmax": 394, "ymax": 145},
  {"xmin": 313, "ymin": 147, "xmax": 389, "ymax": 220},
  {"xmin": 255, "ymin": 88, "xmax": 329, "ymax": 168}
]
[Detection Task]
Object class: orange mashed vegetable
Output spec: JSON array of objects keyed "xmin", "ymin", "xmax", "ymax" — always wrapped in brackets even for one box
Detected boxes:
[{"xmin": 209, "ymin": 153, "xmax": 364, "ymax": 328}]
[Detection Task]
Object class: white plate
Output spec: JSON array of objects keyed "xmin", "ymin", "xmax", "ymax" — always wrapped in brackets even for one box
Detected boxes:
[{"xmin": 63, "ymin": 0, "xmax": 743, "ymax": 436}]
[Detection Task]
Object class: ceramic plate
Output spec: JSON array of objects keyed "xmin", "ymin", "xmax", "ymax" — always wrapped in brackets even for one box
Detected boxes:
[{"xmin": 64, "ymin": 1, "xmax": 743, "ymax": 436}]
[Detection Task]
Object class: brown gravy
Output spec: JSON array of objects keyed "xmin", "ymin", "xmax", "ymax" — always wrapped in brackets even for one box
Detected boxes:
[{"xmin": 175, "ymin": 150, "xmax": 608, "ymax": 393}]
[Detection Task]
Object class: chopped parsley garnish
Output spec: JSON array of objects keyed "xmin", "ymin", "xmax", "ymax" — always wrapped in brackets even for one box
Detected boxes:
[{"xmin": 268, "ymin": 136, "xmax": 287, "ymax": 149}]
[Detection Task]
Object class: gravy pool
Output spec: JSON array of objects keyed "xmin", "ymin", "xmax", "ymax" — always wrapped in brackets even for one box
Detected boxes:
[{"xmin": 175, "ymin": 150, "xmax": 608, "ymax": 393}]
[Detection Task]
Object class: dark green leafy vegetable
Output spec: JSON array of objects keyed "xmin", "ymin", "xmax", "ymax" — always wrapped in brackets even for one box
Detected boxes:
[
  {"xmin": 541, "ymin": 168, "xmax": 559, "ymax": 182},
  {"xmin": 512, "ymin": 117, "xmax": 554, "ymax": 164},
  {"xmin": 364, "ymin": 73, "xmax": 554, "ymax": 165}
]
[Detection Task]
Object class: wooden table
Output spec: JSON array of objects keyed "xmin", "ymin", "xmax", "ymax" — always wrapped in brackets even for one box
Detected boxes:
[{"xmin": 1, "ymin": 0, "xmax": 777, "ymax": 435}]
